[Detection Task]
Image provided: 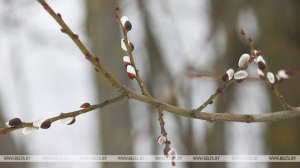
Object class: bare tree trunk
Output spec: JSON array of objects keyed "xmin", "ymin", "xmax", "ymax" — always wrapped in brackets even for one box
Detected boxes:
[{"xmin": 85, "ymin": 1, "xmax": 133, "ymax": 168}]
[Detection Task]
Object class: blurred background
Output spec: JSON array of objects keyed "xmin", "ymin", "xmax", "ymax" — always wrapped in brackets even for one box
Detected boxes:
[{"xmin": 0, "ymin": 0, "xmax": 299, "ymax": 168}]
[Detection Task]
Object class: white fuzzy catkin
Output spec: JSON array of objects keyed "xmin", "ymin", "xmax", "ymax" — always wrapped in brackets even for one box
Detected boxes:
[
  {"xmin": 277, "ymin": 70, "xmax": 289, "ymax": 79},
  {"xmin": 234, "ymin": 70, "xmax": 248, "ymax": 79},
  {"xmin": 121, "ymin": 38, "xmax": 127, "ymax": 51},
  {"xmin": 22, "ymin": 127, "xmax": 38, "ymax": 135},
  {"xmin": 168, "ymin": 147, "xmax": 177, "ymax": 159},
  {"xmin": 33, "ymin": 118, "xmax": 47, "ymax": 127},
  {"xmin": 157, "ymin": 136, "xmax": 166, "ymax": 145},
  {"xmin": 60, "ymin": 117, "xmax": 75, "ymax": 125},
  {"xmin": 256, "ymin": 56, "xmax": 266, "ymax": 64},
  {"xmin": 126, "ymin": 65, "xmax": 136, "ymax": 76},
  {"xmin": 267, "ymin": 72, "xmax": 275, "ymax": 84},
  {"xmin": 257, "ymin": 69, "xmax": 265, "ymax": 76},
  {"xmin": 238, "ymin": 54, "xmax": 250, "ymax": 67},
  {"xmin": 226, "ymin": 69, "xmax": 234, "ymax": 80},
  {"xmin": 123, "ymin": 56, "xmax": 131, "ymax": 63},
  {"xmin": 120, "ymin": 16, "xmax": 129, "ymax": 26}
]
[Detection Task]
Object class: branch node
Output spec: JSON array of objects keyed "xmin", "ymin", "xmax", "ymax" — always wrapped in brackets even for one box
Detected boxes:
[{"xmin": 246, "ymin": 115, "xmax": 253, "ymax": 123}]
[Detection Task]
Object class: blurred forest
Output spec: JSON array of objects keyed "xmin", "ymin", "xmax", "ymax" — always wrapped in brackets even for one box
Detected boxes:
[{"xmin": 0, "ymin": 0, "xmax": 300, "ymax": 168}]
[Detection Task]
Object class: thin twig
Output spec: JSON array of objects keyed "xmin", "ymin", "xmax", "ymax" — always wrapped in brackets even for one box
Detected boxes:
[
  {"xmin": 188, "ymin": 74, "xmax": 261, "ymax": 81},
  {"xmin": 36, "ymin": 0, "xmax": 122, "ymax": 90},
  {"xmin": 115, "ymin": 11, "xmax": 149, "ymax": 96},
  {"xmin": 0, "ymin": 94, "xmax": 125, "ymax": 135},
  {"xmin": 157, "ymin": 105, "xmax": 170, "ymax": 147}
]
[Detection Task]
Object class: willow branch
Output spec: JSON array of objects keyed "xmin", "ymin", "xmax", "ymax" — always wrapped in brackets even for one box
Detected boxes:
[
  {"xmin": 188, "ymin": 74, "xmax": 261, "ymax": 81},
  {"xmin": 125, "ymin": 86, "xmax": 300, "ymax": 123},
  {"xmin": 36, "ymin": 0, "xmax": 122, "ymax": 90},
  {"xmin": 115, "ymin": 10, "xmax": 149, "ymax": 96},
  {"xmin": 261, "ymin": 69, "xmax": 291, "ymax": 110},
  {"xmin": 156, "ymin": 105, "xmax": 171, "ymax": 147},
  {"xmin": 13, "ymin": 1, "xmax": 298, "ymax": 132},
  {"xmin": 243, "ymin": 30, "xmax": 291, "ymax": 110},
  {"xmin": 0, "ymin": 94, "xmax": 126, "ymax": 135}
]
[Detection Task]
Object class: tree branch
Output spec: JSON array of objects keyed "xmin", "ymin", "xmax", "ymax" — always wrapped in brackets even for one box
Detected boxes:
[
  {"xmin": 122, "ymin": 86, "xmax": 300, "ymax": 122},
  {"xmin": 3, "ymin": 1, "xmax": 297, "ymax": 135},
  {"xmin": 0, "ymin": 94, "xmax": 126, "ymax": 135},
  {"xmin": 36, "ymin": 0, "xmax": 122, "ymax": 90}
]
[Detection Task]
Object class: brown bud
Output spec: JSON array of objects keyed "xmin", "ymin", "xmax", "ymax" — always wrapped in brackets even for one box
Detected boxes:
[
  {"xmin": 127, "ymin": 72, "xmax": 135, "ymax": 80},
  {"xmin": 60, "ymin": 29, "xmax": 66, "ymax": 33},
  {"xmin": 115, "ymin": 5, "xmax": 119, "ymax": 11},
  {"xmin": 57, "ymin": 13, "xmax": 61, "ymax": 19},
  {"xmin": 258, "ymin": 61, "xmax": 266, "ymax": 70},
  {"xmin": 115, "ymin": 13, "xmax": 118, "ymax": 19},
  {"xmin": 236, "ymin": 79, "xmax": 245, "ymax": 83},
  {"xmin": 271, "ymin": 85, "xmax": 274, "ymax": 91},
  {"xmin": 124, "ymin": 62, "xmax": 131, "ymax": 68},
  {"xmin": 80, "ymin": 103, "xmax": 90, "ymax": 108},
  {"xmin": 216, "ymin": 86, "xmax": 224, "ymax": 94},
  {"xmin": 207, "ymin": 120, "xmax": 213, "ymax": 124},
  {"xmin": 106, "ymin": 74, "xmax": 111, "ymax": 78},
  {"xmin": 74, "ymin": 34, "xmax": 79, "ymax": 40},
  {"xmin": 241, "ymin": 29, "xmax": 245, "ymax": 35},
  {"xmin": 246, "ymin": 116, "xmax": 253, "ymax": 123},
  {"xmin": 129, "ymin": 42, "xmax": 134, "ymax": 51},
  {"xmin": 104, "ymin": 100, "xmax": 108, "ymax": 103},
  {"xmin": 163, "ymin": 147, "xmax": 170, "ymax": 156},
  {"xmin": 222, "ymin": 73, "xmax": 229, "ymax": 82},
  {"xmin": 172, "ymin": 161, "xmax": 176, "ymax": 167},
  {"xmin": 0, "ymin": 131, "xmax": 7, "ymax": 135},
  {"xmin": 248, "ymin": 37, "xmax": 252, "ymax": 42},
  {"xmin": 285, "ymin": 69, "xmax": 293, "ymax": 75},
  {"xmin": 209, "ymin": 101, "xmax": 213, "ymax": 105},
  {"xmin": 95, "ymin": 68, "xmax": 99, "ymax": 72},
  {"xmin": 256, "ymin": 50, "xmax": 261, "ymax": 56},
  {"xmin": 124, "ymin": 21, "xmax": 132, "ymax": 31},
  {"xmin": 95, "ymin": 57, "xmax": 100, "ymax": 63},
  {"xmin": 85, "ymin": 55, "xmax": 91, "ymax": 60},
  {"xmin": 40, "ymin": 120, "xmax": 51, "ymax": 129},
  {"xmin": 248, "ymin": 56, "xmax": 254, "ymax": 63},
  {"xmin": 43, "ymin": 5, "xmax": 48, "ymax": 10},
  {"xmin": 9, "ymin": 118, "xmax": 22, "ymax": 127},
  {"xmin": 67, "ymin": 118, "xmax": 76, "ymax": 125}
]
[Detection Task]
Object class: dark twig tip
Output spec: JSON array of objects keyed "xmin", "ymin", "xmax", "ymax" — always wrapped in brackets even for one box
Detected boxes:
[
  {"xmin": 115, "ymin": 5, "xmax": 119, "ymax": 11},
  {"xmin": 241, "ymin": 29, "xmax": 245, "ymax": 35}
]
